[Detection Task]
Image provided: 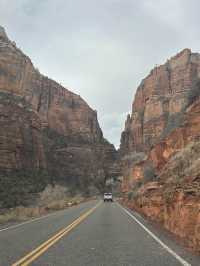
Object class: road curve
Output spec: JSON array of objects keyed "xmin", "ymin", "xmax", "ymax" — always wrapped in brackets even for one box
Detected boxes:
[{"xmin": 0, "ymin": 200, "xmax": 199, "ymax": 266}]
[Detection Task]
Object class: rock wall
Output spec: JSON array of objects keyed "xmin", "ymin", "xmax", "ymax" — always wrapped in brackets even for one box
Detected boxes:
[
  {"xmin": 0, "ymin": 26, "xmax": 116, "ymax": 208},
  {"xmin": 120, "ymin": 49, "xmax": 200, "ymax": 253},
  {"xmin": 0, "ymin": 92, "xmax": 46, "ymax": 172},
  {"xmin": 120, "ymin": 49, "xmax": 200, "ymax": 154}
]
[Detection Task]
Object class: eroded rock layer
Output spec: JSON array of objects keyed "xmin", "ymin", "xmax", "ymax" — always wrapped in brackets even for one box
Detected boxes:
[
  {"xmin": 120, "ymin": 48, "xmax": 200, "ymax": 153},
  {"xmin": 120, "ymin": 49, "xmax": 200, "ymax": 253},
  {"xmin": 0, "ymin": 26, "xmax": 116, "ymax": 208}
]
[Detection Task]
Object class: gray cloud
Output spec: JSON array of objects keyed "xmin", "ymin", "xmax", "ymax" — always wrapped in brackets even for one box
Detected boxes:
[{"xmin": 0, "ymin": 0, "xmax": 200, "ymax": 147}]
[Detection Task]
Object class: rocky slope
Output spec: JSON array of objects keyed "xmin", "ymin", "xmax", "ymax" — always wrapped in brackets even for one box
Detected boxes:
[
  {"xmin": 120, "ymin": 49, "xmax": 200, "ymax": 253},
  {"xmin": 0, "ymin": 26, "xmax": 116, "ymax": 208}
]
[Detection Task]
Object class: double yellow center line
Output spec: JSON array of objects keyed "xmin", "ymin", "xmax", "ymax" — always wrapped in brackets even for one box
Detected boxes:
[{"xmin": 12, "ymin": 201, "xmax": 101, "ymax": 266}]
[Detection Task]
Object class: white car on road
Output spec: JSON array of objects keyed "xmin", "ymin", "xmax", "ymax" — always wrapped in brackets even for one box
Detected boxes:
[{"xmin": 104, "ymin": 193, "xmax": 113, "ymax": 202}]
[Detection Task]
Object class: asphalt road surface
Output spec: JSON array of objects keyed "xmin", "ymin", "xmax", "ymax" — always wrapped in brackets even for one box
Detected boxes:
[{"xmin": 0, "ymin": 200, "xmax": 199, "ymax": 266}]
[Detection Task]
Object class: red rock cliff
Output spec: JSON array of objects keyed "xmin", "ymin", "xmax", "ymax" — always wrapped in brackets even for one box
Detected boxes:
[
  {"xmin": 0, "ymin": 26, "xmax": 116, "ymax": 208},
  {"xmin": 120, "ymin": 49, "xmax": 200, "ymax": 253},
  {"xmin": 120, "ymin": 48, "xmax": 200, "ymax": 154}
]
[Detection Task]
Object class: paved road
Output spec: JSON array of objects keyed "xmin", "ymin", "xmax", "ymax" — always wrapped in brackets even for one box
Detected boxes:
[{"xmin": 0, "ymin": 200, "xmax": 199, "ymax": 266}]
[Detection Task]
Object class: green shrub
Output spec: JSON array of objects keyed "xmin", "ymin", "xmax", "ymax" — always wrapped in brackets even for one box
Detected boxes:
[
  {"xmin": 43, "ymin": 128, "xmax": 68, "ymax": 147},
  {"xmin": 186, "ymin": 79, "xmax": 200, "ymax": 107},
  {"xmin": 143, "ymin": 165, "xmax": 156, "ymax": 183},
  {"xmin": 0, "ymin": 169, "xmax": 49, "ymax": 208},
  {"xmin": 128, "ymin": 190, "xmax": 139, "ymax": 201},
  {"xmin": 0, "ymin": 91, "xmax": 31, "ymax": 109},
  {"xmin": 128, "ymin": 191, "xmax": 134, "ymax": 200},
  {"xmin": 161, "ymin": 112, "xmax": 184, "ymax": 139},
  {"xmin": 127, "ymin": 180, "xmax": 142, "ymax": 200}
]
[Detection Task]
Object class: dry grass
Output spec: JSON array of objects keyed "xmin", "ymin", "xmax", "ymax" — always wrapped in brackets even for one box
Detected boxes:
[
  {"xmin": 160, "ymin": 140, "xmax": 200, "ymax": 182},
  {"xmin": 0, "ymin": 185, "xmax": 86, "ymax": 225},
  {"xmin": 0, "ymin": 206, "xmax": 41, "ymax": 224}
]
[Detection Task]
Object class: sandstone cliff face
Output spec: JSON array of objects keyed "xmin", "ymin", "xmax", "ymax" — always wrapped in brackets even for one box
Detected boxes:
[
  {"xmin": 120, "ymin": 48, "xmax": 200, "ymax": 154},
  {"xmin": 0, "ymin": 92, "xmax": 46, "ymax": 171},
  {"xmin": 120, "ymin": 49, "xmax": 200, "ymax": 253},
  {"xmin": 0, "ymin": 26, "xmax": 116, "ymax": 208},
  {"xmin": 0, "ymin": 26, "xmax": 102, "ymax": 141}
]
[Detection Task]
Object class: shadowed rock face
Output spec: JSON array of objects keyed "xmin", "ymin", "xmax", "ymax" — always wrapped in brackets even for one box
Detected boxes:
[
  {"xmin": 0, "ymin": 93, "xmax": 46, "ymax": 171},
  {"xmin": 0, "ymin": 26, "xmax": 117, "ymax": 207},
  {"xmin": 120, "ymin": 49, "xmax": 200, "ymax": 253}
]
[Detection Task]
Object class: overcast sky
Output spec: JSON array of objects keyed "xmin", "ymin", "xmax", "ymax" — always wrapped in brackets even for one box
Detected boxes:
[{"xmin": 0, "ymin": 0, "xmax": 200, "ymax": 147}]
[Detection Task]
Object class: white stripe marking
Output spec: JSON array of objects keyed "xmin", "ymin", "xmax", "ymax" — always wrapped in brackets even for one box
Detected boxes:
[
  {"xmin": 0, "ymin": 210, "xmax": 67, "ymax": 233},
  {"xmin": 0, "ymin": 201, "xmax": 96, "ymax": 233},
  {"xmin": 117, "ymin": 203, "xmax": 191, "ymax": 266}
]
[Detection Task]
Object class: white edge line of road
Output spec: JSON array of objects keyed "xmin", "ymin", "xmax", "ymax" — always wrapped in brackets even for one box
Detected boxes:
[
  {"xmin": 117, "ymin": 203, "xmax": 191, "ymax": 266},
  {"xmin": 0, "ymin": 201, "xmax": 99, "ymax": 233},
  {"xmin": 0, "ymin": 209, "xmax": 68, "ymax": 233}
]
